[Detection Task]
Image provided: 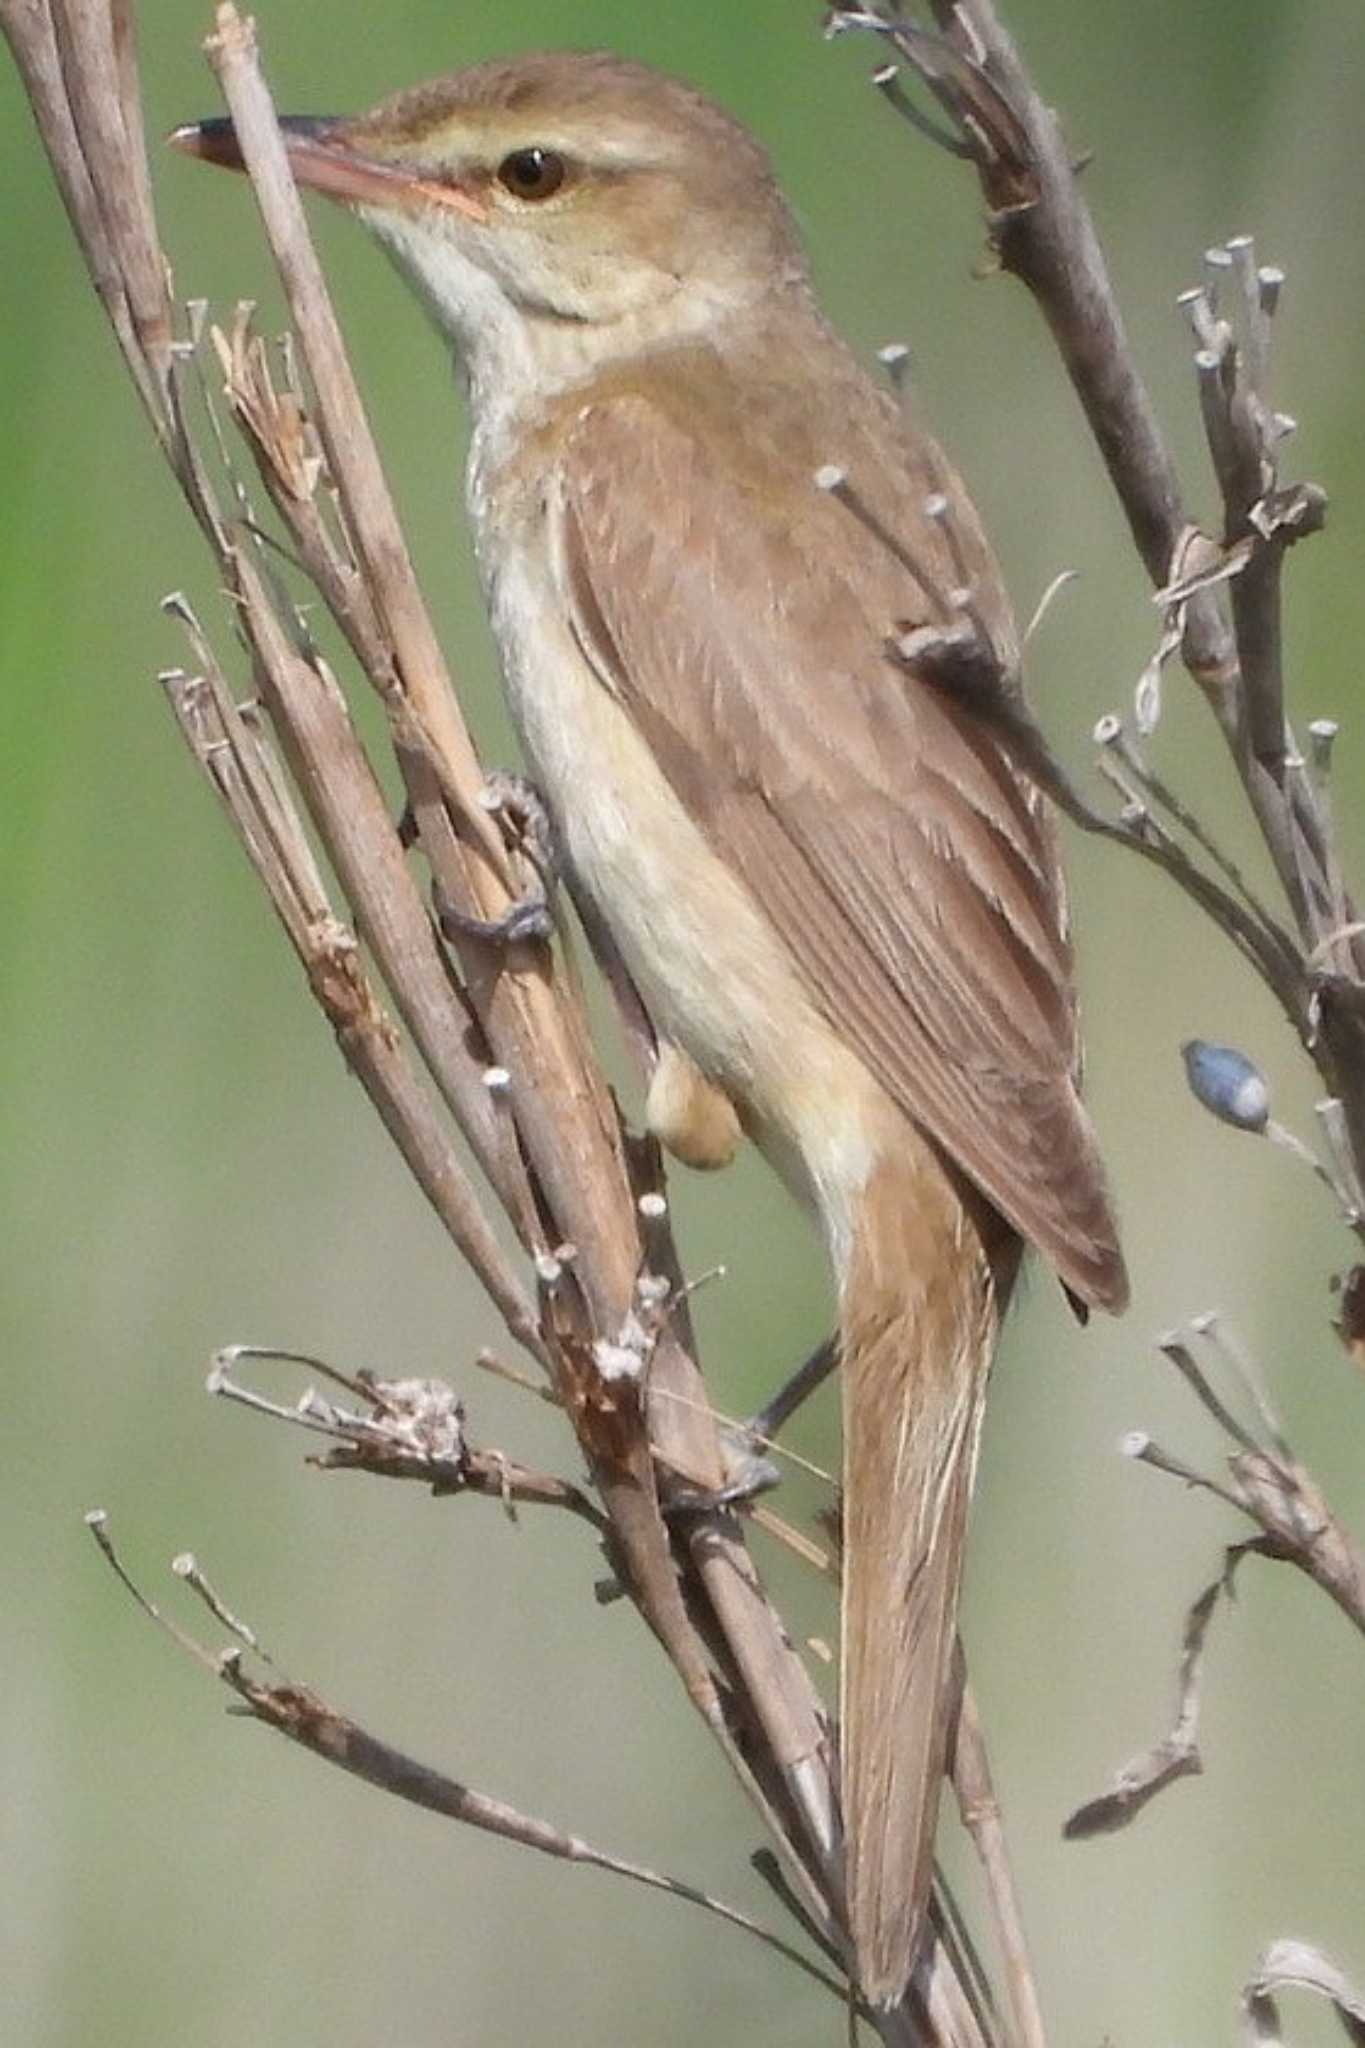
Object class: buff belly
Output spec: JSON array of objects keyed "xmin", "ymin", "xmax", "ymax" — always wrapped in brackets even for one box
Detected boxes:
[{"xmin": 488, "ymin": 537, "xmax": 890, "ymax": 1269}]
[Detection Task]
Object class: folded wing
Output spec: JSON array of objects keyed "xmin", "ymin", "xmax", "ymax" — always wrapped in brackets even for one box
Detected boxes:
[{"xmin": 547, "ymin": 363, "xmax": 1126, "ymax": 1310}]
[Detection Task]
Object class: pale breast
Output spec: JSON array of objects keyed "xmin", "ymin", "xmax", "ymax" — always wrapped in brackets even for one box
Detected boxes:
[{"xmin": 481, "ymin": 523, "xmax": 887, "ymax": 1257}]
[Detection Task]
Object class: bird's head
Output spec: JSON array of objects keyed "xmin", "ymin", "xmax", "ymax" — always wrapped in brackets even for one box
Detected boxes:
[{"xmin": 174, "ymin": 52, "xmax": 811, "ymax": 398}]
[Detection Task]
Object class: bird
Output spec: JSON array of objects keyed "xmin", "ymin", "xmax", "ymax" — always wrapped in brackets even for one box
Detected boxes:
[{"xmin": 174, "ymin": 50, "xmax": 1127, "ymax": 2007}]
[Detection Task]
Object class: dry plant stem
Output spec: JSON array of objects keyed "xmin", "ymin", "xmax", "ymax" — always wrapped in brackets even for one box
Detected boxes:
[
  {"xmin": 1229, "ymin": 1446, "xmax": 1365, "ymax": 1637},
  {"xmin": 4, "ymin": 0, "xmax": 170, "ymax": 437},
  {"xmin": 900, "ymin": 3, "xmax": 1365, "ymax": 1121},
  {"xmin": 210, "ymin": 1342, "xmax": 603, "ymax": 1516},
  {"xmin": 1063, "ymin": 1555, "xmax": 1217, "ymax": 1838},
  {"xmin": 1, "ymin": 4, "xmax": 531, "ymax": 1262},
  {"xmin": 202, "ymin": 7, "xmax": 646, "ymax": 1320},
  {"xmin": 1074, "ymin": 1388, "xmax": 1365, "ymax": 1838},
  {"xmin": 1098, "ymin": 718, "xmax": 1297, "ymax": 948},
  {"xmin": 82, "ymin": 1518, "xmax": 851, "ymax": 2013},
  {"xmin": 1242, "ymin": 1938, "xmax": 1365, "ymax": 2047},
  {"xmin": 909, "ymin": 2, "xmax": 1191, "ymax": 600},
  {"xmin": 1090, "ymin": 756, "xmax": 1302, "ymax": 1015},
  {"xmin": 1163, "ymin": 1320, "xmax": 1365, "ymax": 1639},
  {"xmin": 950, "ymin": 1670, "xmax": 1047, "ymax": 2048},
  {"xmin": 211, "ymin": 536, "xmax": 530, "ymax": 1229},
  {"xmin": 202, "ymin": 8, "xmax": 504, "ymax": 876},
  {"xmin": 227, "ymin": 1665, "xmax": 849, "ymax": 2008},
  {"xmin": 843, "ymin": 14, "xmax": 1358, "ymax": 974},
  {"xmin": 938, "ymin": 0, "xmax": 1365, "ymax": 1173},
  {"xmin": 619, "ymin": 1136, "xmax": 837, "ymax": 1846},
  {"xmin": 52, "ymin": 0, "xmax": 167, "ymax": 364},
  {"xmin": 159, "ymin": 649, "xmax": 545, "ymax": 1363}
]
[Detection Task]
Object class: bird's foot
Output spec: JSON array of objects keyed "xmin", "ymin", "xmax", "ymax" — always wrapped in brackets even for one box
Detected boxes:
[
  {"xmin": 436, "ymin": 772, "xmax": 560, "ymax": 946},
  {"xmin": 437, "ymin": 888, "xmax": 555, "ymax": 947},
  {"xmin": 663, "ymin": 1444, "xmax": 784, "ymax": 1518},
  {"xmin": 663, "ymin": 1335, "xmax": 839, "ymax": 1516}
]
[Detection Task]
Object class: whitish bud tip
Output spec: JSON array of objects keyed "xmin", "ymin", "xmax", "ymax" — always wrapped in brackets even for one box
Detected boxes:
[
  {"xmin": 1119, "ymin": 1430, "xmax": 1151, "ymax": 1459},
  {"xmin": 1093, "ymin": 713, "xmax": 1123, "ymax": 745},
  {"xmin": 637, "ymin": 1191, "xmax": 668, "ymax": 1220},
  {"xmin": 84, "ymin": 1508, "xmax": 108, "ymax": 1529},
  {"xmin": 171, "ymin": 1553, "xmax": 196, "ymax": 1578},
  {"xmin": 813, "ymin": 463, "xmax": 846, "ymax": 493},
  {"xmin": 481, "ymin": 1065, "xmax": 511, "ymax": 1094}
]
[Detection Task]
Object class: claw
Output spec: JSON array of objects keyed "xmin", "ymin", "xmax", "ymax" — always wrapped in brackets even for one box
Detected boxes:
[
  {"xmin": 478, "ymin": 772, "xmax": 560, "ymax": 880},
  {"xmin": 665, "ymin": 1448, "xmax": 784, "ymax": 1518},
  {"xmin": 664, "ymin": 1336, "xmax": 840, "ymax": 1517},
  {"xmin": 433, "ymin": 772, "xmax": 561, "ymax": 948},
  {"xmin": 437, "ymin": 888, "xmax": 555, "ymax": 947}
]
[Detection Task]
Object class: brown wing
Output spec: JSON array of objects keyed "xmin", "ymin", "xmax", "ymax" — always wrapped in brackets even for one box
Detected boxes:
[{"xmin": 548, "ymin": 360, "xmax": 1125, "ymax": 1310}]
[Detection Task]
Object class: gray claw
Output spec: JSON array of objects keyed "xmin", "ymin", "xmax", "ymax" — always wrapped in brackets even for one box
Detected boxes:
[{"xmin": 436, "ymin": 890, "xmax": 555, "ymax": 948}]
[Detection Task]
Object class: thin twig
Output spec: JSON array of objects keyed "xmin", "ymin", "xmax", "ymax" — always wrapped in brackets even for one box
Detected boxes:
[
  {"xmin": 158, "ymin": 644, "xmax": 545, "ymax": 1363},
  {"xmin": 84, "ymin": 1515, "xmax": 851, "ymax": 2008},
  {"xmin": 950, "ymin": 1668, "xmax": 1047, "ymax": 2048}
]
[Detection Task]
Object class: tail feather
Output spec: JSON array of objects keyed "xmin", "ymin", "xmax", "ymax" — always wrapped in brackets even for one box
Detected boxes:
[{"xmin": 839, "ymin": 1150, "xmax": 1014, "ymax": 2007}]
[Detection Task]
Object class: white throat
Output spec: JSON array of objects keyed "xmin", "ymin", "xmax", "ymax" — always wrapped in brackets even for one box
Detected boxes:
[{"xmin": 359, "ymin": 204, "xmax": 752, "ymax": 452}]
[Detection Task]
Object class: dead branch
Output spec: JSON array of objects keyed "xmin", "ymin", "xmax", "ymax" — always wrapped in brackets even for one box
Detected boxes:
[
  {"xmin": 82, "ymin": 1512, "xmax": 852, "ymax": 2010},
  {"xmin": 829, "ymin": 0, "xmax": 1365, "ymax": 1178},
  {"xmin": 1241, "ymin": 1940, "xmax": 1365, "ymax": 2048},
  {"xmin": 1066, "ymin": 1314, "xmax": 1364, "ymax": 1837}
]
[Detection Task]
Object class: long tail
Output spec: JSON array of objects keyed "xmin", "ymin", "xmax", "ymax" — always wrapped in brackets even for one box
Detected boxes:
[{"xmin": 839, "ymin": 1148, "xmax": 1018, "ymax": 2008}]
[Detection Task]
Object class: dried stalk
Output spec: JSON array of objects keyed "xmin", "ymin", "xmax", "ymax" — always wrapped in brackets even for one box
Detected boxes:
[
  {"xmin": 81, "ymin": 1513, "xmax": 852, "ymax": 2011},
  {"xmin": 1067, "ymin": 1312, "xmax": 1364, "ymax": 1838},
  {"xmin": 831, "ymin": 0, "xmax": 1365, "ymax": 1180}
]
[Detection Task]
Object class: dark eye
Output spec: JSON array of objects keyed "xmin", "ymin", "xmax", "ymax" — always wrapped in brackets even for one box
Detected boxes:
[{"xmin": 496, "ymin": 147, "xmax": 567, "ymax": 201}]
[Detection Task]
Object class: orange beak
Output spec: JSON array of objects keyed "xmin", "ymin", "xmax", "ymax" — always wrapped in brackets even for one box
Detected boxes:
[{"xmin": 168, "ymin": 115, "xmax": 488, "ymax": 222}]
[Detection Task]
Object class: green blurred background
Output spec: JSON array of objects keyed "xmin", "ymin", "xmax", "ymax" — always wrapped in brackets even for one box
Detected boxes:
[{"xmin": 3, "ymin": 3, "xmax": 1363, "ymax": 2042}]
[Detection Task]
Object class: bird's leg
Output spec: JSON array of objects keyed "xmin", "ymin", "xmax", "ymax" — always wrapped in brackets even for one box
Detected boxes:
[
  {"xmin": 435, "ymin": 771, "xmax": 559, "ymax": 945},
  {"xmin": 738, "ymin": 1333, "xmax": 840, "ymax": 1452},
  {"xmin": 666, "ymin": 1335, "xmax": 840, "ymax": 1512}
]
